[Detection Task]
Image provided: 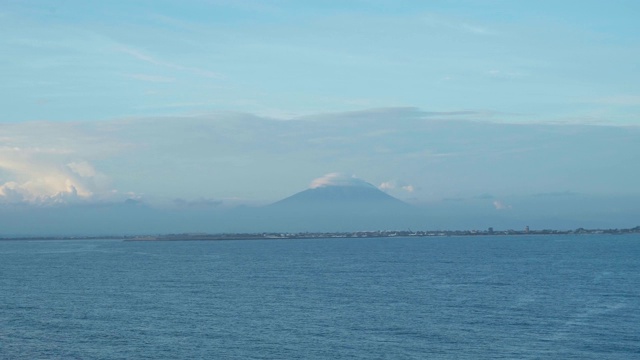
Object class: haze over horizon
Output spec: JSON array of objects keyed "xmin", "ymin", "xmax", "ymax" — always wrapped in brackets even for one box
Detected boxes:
[{"xmin": 1, "ymin": 1, "xmax": 639, "ymax": 234}]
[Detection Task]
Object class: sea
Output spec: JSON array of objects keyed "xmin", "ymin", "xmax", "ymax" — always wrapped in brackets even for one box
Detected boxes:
[{"xmin": 1, "ymin": 234, "xmax": 639, "ymax": 359}]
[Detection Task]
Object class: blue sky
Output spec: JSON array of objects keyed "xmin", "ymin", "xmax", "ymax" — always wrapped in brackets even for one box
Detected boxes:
[
  {"xmin": 1, "ymin": 1, "xmax": 640, "ymax": 232},
  {"xmin": 3, "ymin": 0, "xmax": 640, "ymax": 122}
]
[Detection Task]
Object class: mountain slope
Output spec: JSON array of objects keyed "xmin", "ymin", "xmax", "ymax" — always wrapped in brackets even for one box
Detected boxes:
[
  {"xmin": 270, "ymin": 184, "xmax": 410, "ymax": 210},
  {"xmin": 262, "ymin": 177, "xmax": 422, "ymax": 231}
]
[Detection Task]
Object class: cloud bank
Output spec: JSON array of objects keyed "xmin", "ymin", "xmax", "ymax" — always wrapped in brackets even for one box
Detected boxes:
[
  {"xmin": 1, "ymin": 107, "xmax": 639, "ymax": 234},
  {"xmin": 1, "ymin": 108, "xmax": 639, "ymax": 209}
]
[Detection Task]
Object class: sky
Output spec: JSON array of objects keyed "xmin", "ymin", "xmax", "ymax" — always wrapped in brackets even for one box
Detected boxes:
[{"xmin": 1, "ymin": 0, "xmax": 640, "ymax": 234}]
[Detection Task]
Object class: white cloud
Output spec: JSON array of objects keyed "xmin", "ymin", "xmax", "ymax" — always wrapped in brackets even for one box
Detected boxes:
[
  {"xmin": 309, "ymin": 173, "xmax": 374, "ymax": 189},
  {"xmin": 460, "ymin": 23, "xmax": 493, "ymax": 35},
  {"xmin": 402, "ymin": 185, "xmax": 415, "ymax": 193},
  {"xmin": 116, "ymin": 46, "xmax": 220, "ymax": 78},
  {"xmin": 0, "ymin": 146, "xmax": 109, "ymax": 205},
  {"xmin": 595, "ymin": 95, "xmax": 640, "ymax": 106},
  {"xmin": 0, "ymin": 182, "xmax": 24, "ymax": 203},
  {"xmin": 379, "ymin": 180, "xmax": 415, "ymax": 193},
  {"xmin": 487, "ymin": 70, "xmax": 526, "ymax": 80},
  {"xmin": 379, "ymin": 181, "xmax": 395, "ymax": 190},
  {"xmin": 421, "ymin": 15, "xmax": 496, "ymax": 36},
  {"xmin": 127, "ymin": 73, "xmax": 175, "ymax": 83},
  {"xmin": 67, "ymin": 161, "xmax": 97, "ymax": 178},
  {"xmin": 493, "ymin": 200, "xmax": 512, "ymax": 210}
]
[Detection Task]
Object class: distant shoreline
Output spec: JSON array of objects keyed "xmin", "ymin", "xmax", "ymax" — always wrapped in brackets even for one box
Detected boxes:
[{"xmin": 2, "ymin": 226, "xmax": 639, "ymax": 242}]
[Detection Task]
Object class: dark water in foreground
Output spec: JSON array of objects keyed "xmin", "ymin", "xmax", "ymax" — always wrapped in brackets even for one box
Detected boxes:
[{"xmin": 1, "ymin": 235, "xmax": 639, "ymax": 359}]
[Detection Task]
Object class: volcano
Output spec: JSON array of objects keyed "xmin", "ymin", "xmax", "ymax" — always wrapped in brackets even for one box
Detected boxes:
[
  {"xmin": 271, "ymin": 181, "xmax": 409, "ymax": 210},
  {"xmin": 263, "ymin": 174, "xmax": 419, "ymax": 231}
]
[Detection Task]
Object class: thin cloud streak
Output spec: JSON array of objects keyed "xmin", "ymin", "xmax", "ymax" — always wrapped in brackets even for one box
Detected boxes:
[
  {"xmin": 126, "ymin": 73, "xmax": 175, "ymax": 83},
  {"xmin": 595, "ymin": 95, "xmax": 640, "ymax": 106},
  {"xmin": 116, "ymin": 46, "xmax": 221, "ymax": 79}
]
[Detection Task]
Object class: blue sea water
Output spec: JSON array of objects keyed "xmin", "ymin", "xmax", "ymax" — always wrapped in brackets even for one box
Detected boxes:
[{"xmin": 1, "ymin": 235, "xmax": 639, "ymax": 359}]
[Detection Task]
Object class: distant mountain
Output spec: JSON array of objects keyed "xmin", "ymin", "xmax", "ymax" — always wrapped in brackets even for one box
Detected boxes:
[
  {"xmin": 262, "ymin": 175, "xmax": 422, "ymax": 231},
  {"xmin": 271, "ymin": 183, "xmax": 410, "ymax": 210}
]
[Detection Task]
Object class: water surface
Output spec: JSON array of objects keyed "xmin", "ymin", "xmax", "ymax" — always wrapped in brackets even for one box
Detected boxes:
[{"xmin": 1, "ymin": 235, "xmax": 639, "ymax": 359}]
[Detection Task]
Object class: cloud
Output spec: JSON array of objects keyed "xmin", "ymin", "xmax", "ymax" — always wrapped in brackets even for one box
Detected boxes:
[
  {"xmin": 67, "ymin": 161, "xmax": 97, "ymax": 178},
  {"xmin": 173, "ymin": 198, "xmax": 223, "ymax": 209},
  {"xmin": 127, "ymin": 73, "xmax": 175, "ymax": 83},
  {"xmin": 1, "ymin": 114, "xmax": 282, "ymax": 206},
  {"xmin": 532, "ymin": 191, "xmax": 578, "ymax": 198},
  {"xmin": 309, "ymin": 173, "xmax": 375, "ymax": 189},
  {"xmin": 379, "ymin": 181, "xmax": 395, "ymax": 191},
  {"xmin": 117, "ymin": 46, "xmax": 220, "ymax": 78},
  {"xmin": 0, "ymin": 146, "xmax": 111, "ymax": 205},
  {"xmin": 421, "ymin": 15, "xmax": 496, "ymax": 36},
  {"xmin": 595, "ymin": 95, "xmax": 640, "ymax": 106},
  {"xmin": 2, "ymin": 107, "xmax": 639, "ymax": 208},
  {"xmin": 379, "ymin": 180, "xmax": 415, "ymax": 193},
  {"xmin": 460, "ymin": 23, "xmax": 494, "ymax": 35},
  {"xmin": 493, "ymin": 200, "xmax": 512, "ymax": 210},
  {"xmin": 487, "ymin": 70, "xmax": 526, "ymax": 80},
  {"xmin": 296, "ymin": 107, "xmax": 491, "ymax": 123},
  {"xmin": 402, "ymin": 185, "xmax": 415, "ymax": 193}
]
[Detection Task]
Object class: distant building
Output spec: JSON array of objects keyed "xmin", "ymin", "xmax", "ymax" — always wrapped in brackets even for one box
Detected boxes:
[{"xmin": 524, "ymin": 226, "xmax": 530, "ymax": 233}]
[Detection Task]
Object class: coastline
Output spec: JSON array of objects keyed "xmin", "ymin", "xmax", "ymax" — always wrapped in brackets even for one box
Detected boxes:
[{"xmin": 2, "ymin": 226, "xmax": 639, "ymax": 242}]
